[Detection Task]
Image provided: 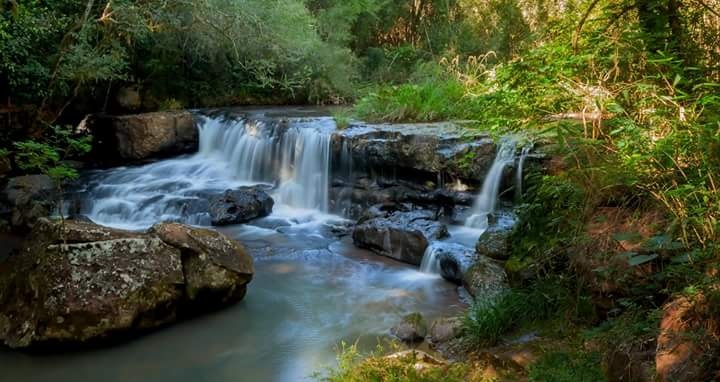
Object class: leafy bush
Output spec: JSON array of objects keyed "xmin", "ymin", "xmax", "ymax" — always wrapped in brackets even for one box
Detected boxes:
[{"xmin": 13, "ymin": 125, "xmax": 91, "ymax": 183}]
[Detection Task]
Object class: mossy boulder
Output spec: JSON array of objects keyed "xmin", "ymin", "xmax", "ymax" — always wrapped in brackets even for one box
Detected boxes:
[
  {"xmin": 0, "ymin": 218, "xmax": 253, "ymax": 349},
  {"xmin": 463, "ymin": 256, "xmax": 508, "ymax": 301},
  {"xmin": 476, "ymin": 228, "xmax": 512, "ymax": 261}
]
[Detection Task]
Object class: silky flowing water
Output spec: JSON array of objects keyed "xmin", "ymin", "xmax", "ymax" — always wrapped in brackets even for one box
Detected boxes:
[{"xmin": 0, "ymin": 111, "xmax": 467, "ymax": 381}]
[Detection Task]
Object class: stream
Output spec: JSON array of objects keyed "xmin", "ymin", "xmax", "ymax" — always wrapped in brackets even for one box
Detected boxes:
[{"xmin": 0, "ymin": 109, "xmax": 478, "ymax": 381}]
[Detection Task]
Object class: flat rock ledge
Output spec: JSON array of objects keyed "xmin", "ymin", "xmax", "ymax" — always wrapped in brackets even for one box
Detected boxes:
[{"xmin": 0, "ymin": 218, "xmax": 253, "ymax": 349}]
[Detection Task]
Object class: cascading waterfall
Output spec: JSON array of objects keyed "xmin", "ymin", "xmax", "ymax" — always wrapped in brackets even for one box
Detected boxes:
[
  {"xmin": 516, "ymin": 145, "xmax": 531, "ymax": 201},
  {"xmin": 465, "ymin": 138, "xmax": 517, "ymax": 230},
  {"xmin": 80, "ymin": 115, "xmax": 335, "ymax": 229},
  {"xmin": 419, "ymin": 245, "xmax": 442, "ymax": 274},
  {"xmin": 199, "ymin": 116, "xmax": 333, "ymax": 211}
]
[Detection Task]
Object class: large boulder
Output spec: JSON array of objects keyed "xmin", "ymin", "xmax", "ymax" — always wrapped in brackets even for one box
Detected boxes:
[
  {"xmin": 150, "ymin": 222, "xmax": 253, "ymax": 304},
  {"xmin": 208, "ymin": 187, "xmax": 274, "ymax": 226},
  {"xmin": 89, "ymin": 111, "xmax": 197, "ymax": 161},
  {"xmin": 655, "ymin": 292, "xmax": 720, "ymax": 382},
  {"xmin": 0, "ymin": 175, "xmax": 56, "ymax": 230},
  {"xmin": 333, "ymin": 122, "xmax": 496, "ymax": 182},
  {"xmin": 0, "ymin": 218, "xmax": 253, "ymax": 349},
  {"xmin": 352, "ymin": 209, "xmax": 448, "ymax": 265}
]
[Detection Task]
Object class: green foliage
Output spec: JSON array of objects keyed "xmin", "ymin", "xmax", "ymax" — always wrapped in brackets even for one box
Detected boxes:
[
  {"xmin": 509, "ymin": 174, "xmax": 586, "ymax": 274},
  {"xmin": 463, "ymin": 278, "xmax": 591, "ymax": 348},
  {"xmin": 13, "ymin": 125, "xmax": 91, "ymax": 183},
  {"xmin": 528, "ymin": 351, "xmax": 605, "ymax": 382}
]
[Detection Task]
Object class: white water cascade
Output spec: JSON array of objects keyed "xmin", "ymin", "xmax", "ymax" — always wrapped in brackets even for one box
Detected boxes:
[
  {"xmin": 465, "ymin": 138, "xmax": 517, "ymax": 230},
  {"xmin": 80, "ymin": 114, "xmax": 335, "ymax": 229},
  {"xmin": 516, "ymin": 145, "xmax": 531, "ymax": 200},
  {"xmin": 419, "ymin": 245, "xmax": 443, "ymax": 274},
  {"xmin": 198, "ymin": 116, "xmax": 333, "ymax": 211}
]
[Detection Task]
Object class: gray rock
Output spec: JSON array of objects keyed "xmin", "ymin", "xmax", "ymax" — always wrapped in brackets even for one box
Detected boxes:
[
  {"xmin": 434, "ymin": 242, "xmax": 477, "ymax": 284},
  {"xmin": 333, "ymin": 122, "xmax": 496, "ymax": 181},
  {"xmin": 208, "ymin": 187, "xmax": 274, "ymax": 226},
  {"xmin": 352, "ymin": 209, "xmax": 448, "ymax": 265},
  {"xmin": 429, "ymin": 317, "xmax": 463, "ymax": 344},
  {"xmin": 464, "ymin": 255, "xmax": 508, "ymax": 302},
  {"xmin": 476, "ymin": 226, "xmax": 513, "ymax": 260},
  {"xmin": 391, "ymin": 312, "xmax": 427, "ymax": 343},
  {"xmin": 0, "ymin": 218, "xmax": 253, "ymax": 349},
  {"xmin": 89, "ymin": 111, "xmax": 197, "ymax": 160}
]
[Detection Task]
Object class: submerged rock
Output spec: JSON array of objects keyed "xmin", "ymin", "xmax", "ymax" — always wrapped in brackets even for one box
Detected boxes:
[
  {"xmin": 208, "ymin": 187, "xmax": 274, "ymax": 226},
  {"xmin": 352, "ymin": 209, "xmax": 448, "ymax": 265},
  {"xmin": 89, "ymin": 111, "xmax": 197, "ymax": 161},
  {"xmin": 391, "ymin": 312, "xmax": 428, "ymax": 343},
  {"xmin": 0, "ymin": 218, "xmax": 253, "ymax": 349},
  {"xmin": 0, "ymin": 175, "xmax": 56, "ymax": 230}
]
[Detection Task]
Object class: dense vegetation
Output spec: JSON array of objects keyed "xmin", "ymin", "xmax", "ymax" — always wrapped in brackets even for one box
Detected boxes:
[{"xmin": 3, "ymin": 0, "xmax": 720, "ymax": 380}]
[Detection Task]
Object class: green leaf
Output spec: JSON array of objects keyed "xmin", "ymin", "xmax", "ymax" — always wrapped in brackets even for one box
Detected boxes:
[{"xmin": 627, "ymin": 253, "xmax": 658, "ymax": 267}]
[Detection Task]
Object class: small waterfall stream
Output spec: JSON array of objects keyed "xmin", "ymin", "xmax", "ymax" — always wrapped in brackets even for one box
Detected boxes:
[
  {"xmin": 81, "ymin": 115, "xmax": 334, "ymax": 228},
  {"xmin": 465, "ymin": 138, "xmax": 518, "ymax": 230},
  {"xmin": 516, "ymin": 145, "xmax": 531, "ymax": 200}
]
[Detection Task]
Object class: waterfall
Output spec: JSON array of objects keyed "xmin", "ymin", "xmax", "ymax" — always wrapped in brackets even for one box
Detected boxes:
[
  {"xmin": 80, "ymin": 115, "xmax": 335, "ymax": 229},
  {"xmin": 197, "ymin": 116, "xmax": 334, "ymax": 211},
  {"xmin": 516, "ymin": 145, "xmax": 531, "ymax": 201},
  {"xmin": 465, "ymin": 138, "xmax": 517, "ymax": 229},
  {"xmin": 420, "ymin": 244, "xmax": 442, "ymax": 274}
]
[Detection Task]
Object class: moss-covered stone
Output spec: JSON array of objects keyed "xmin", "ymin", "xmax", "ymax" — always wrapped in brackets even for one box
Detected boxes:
[{"xmin": 0, "ymin": 218, "xmax": 253, "ymax": 349}]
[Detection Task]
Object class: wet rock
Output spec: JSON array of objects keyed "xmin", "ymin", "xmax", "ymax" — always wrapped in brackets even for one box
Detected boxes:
[
  {"xmin": 655, "ymin": 292, "xmax": 720, "ymax": 382},
  {"xmin": 391, "ymin": 312, "xmax": 428, "ymax": 343},
  {"xmin": 334, "ymin": 122, "xmax": 496, "ymax": 181},
  {"xmin": 0, "ymin": 175, "xmax": 56, "ymax": 230},
  {"xmin": 208, "ymin": 187, "xmax": 274, "ymax": 226},
  {"xmin": 89, "ymin": 111, "xmax": 197, "ymax": 160},
  {"xmin": 434, "ymin": 242, "xmax": 476, "ymax": 284},
  {"xmin": 476, "ymin": 227, "xmax": 512, "ymax": 261},
  {"xmin": 429, "ymin": 317, "xmax": 463, "ymax": 344},
  {"xmin": 0, "ymin": 218, "xmax": 253, "ymax": 349},
  {"xmin": 431, "ymin": 242, "xmax": 508, "ymax": 300},
  {"xmin": 352, "ymin": 209, "xmax": 448, "ymax": 265}
]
